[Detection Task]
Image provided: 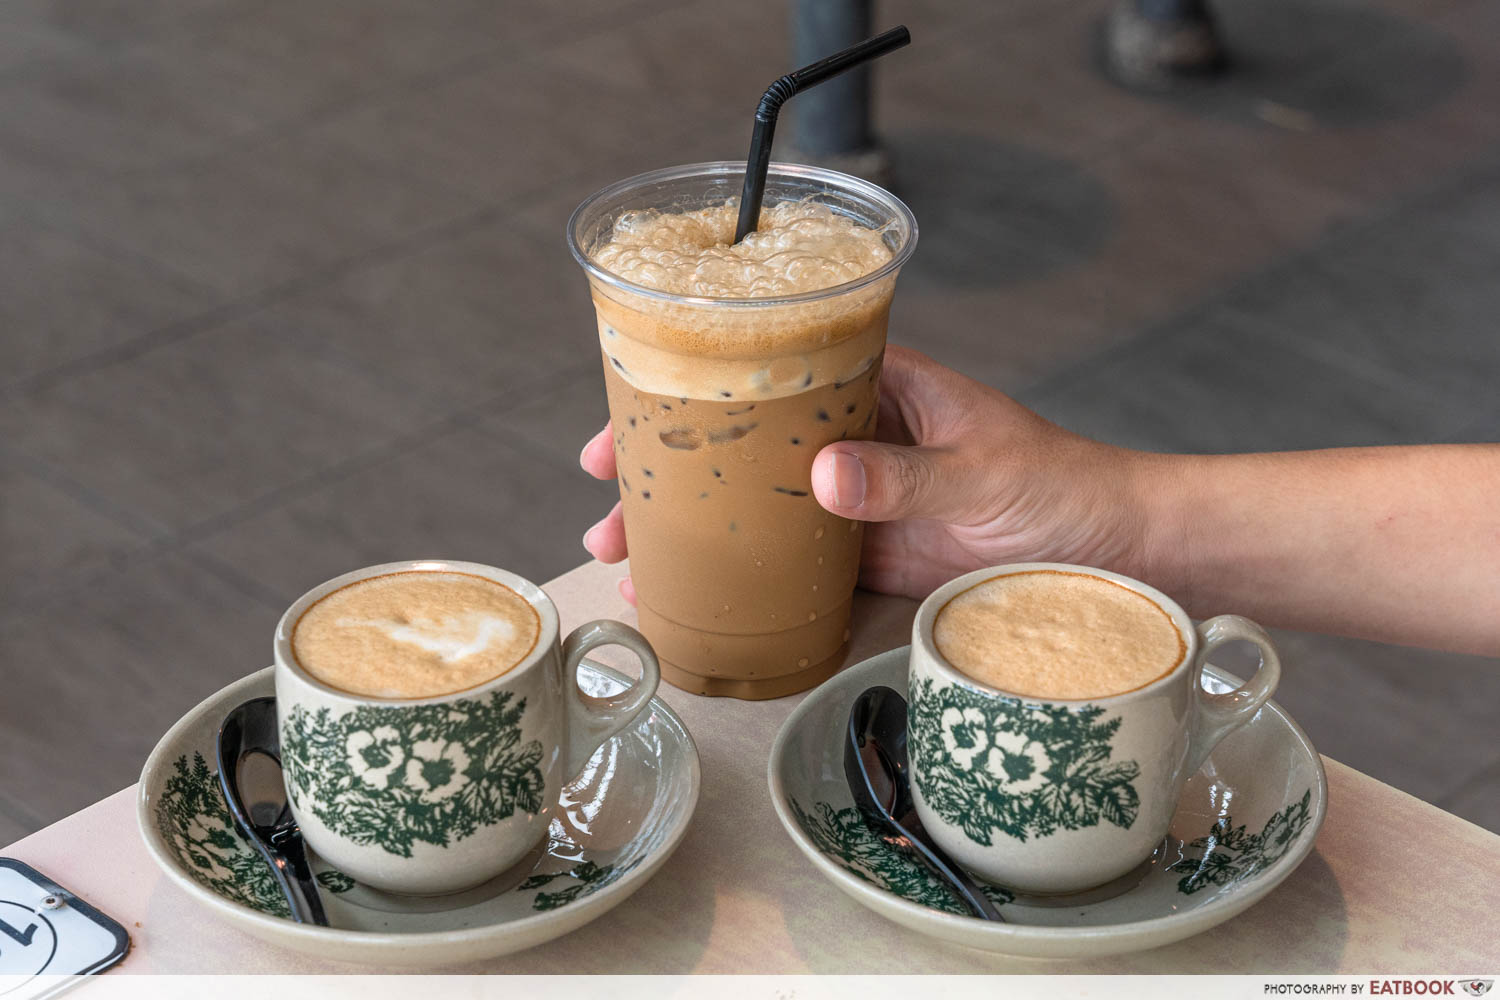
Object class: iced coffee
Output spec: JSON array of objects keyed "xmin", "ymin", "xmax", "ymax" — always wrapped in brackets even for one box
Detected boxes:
[{"xmin": 568, "ymin": 163, "xmax": 917, "ymax": 698}]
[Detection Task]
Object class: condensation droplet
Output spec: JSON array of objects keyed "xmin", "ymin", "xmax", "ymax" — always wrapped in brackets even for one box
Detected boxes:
[
  {"xmin": 807, "ymin": 611, "xmax": 817, "ymax": 622},
  {"xmin": 816, "ymin": 556, "xmax": 824, "ymax": 565},
  {"xmin": 797, "ymin": 657, "xmax": 809, "ymax": 668},
  {"xmin": 814, "ymin": 526, "xmax": 825, "ymax": 540}
]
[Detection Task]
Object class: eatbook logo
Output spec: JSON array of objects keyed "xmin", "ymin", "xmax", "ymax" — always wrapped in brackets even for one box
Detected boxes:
[{"xmin": 1461, "ymin": 982, "xmax": 1493, "ymax": 997}]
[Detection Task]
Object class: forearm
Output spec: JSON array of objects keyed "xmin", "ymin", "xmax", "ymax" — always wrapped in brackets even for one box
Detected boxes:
[{"xmin": 1131, "ymin": 444, "xmax": 1500, "ymax": 655}]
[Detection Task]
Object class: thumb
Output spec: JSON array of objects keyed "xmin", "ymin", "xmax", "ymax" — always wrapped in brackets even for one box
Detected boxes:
[{"xmin": 812, "ymin": 441, "xmax": 975, "ymax": 523}]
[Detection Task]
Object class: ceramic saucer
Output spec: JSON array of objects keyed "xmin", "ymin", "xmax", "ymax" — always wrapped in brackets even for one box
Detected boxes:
[
  {"xmin": 768, "ymin": 646, "xmax": 1326, "ymax": 959},
  {"xmin": 138, "ymin": 662, "xmax": 699, "ymax": 967}
]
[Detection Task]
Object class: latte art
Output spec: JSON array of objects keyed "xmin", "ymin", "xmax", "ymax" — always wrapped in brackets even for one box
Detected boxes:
[
  {"xmin": 292, "ymin": 571, "xmax": 541, "ymax": 699},
  {"xmin": 335, "ymin": 611, "xmax": 520, "ymax": 664}
]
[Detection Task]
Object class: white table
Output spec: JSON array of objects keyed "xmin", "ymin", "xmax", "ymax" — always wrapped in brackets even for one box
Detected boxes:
[{"xmin": 7, "ymin": 560, "xmax": 1498, "ymax": 973}]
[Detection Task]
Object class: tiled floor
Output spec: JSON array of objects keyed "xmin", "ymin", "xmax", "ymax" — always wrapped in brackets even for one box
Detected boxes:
[{"xmin": 1, "ymin": 0, "xmax": 1497, "ymax": 848}]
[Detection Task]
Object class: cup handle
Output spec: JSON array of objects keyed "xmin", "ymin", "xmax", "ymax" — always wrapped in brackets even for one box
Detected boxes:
[
  {"xmin": 560, "ymin": 619, "xmax": 662, "ymax": 777},
  {"xmin": 1183, "ymin": 614, "xmax": 1282, "ymax": 776}
]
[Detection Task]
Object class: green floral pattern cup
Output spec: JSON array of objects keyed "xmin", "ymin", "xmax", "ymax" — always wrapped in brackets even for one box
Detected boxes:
[
  {"xmin": 274, "ymin": 560, "xmax": 660, "ymax": 896},
  {"xmin": 908, "ymin": 563, "xmax": 1281, "ymax": 895}
]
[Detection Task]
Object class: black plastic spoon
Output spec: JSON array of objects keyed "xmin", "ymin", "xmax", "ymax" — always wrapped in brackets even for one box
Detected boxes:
[
  {"xmin": 844, "ymin": 685, "xmax": 1004, "ymax": 921},
  {"xmin": 217, "ymin": 696, "xmax": 329, "ymax": 925}
]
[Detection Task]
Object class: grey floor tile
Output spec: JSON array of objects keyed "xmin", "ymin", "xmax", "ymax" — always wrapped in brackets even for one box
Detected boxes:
[
  {"xmin": 872, "ymin": 124, "xmax": 1148, "ymax": 390},
  {"xmin": 1063, "ymin": 122, "xmax": 1365, "ymax": 316},
  {"xmin": 0, "ymin": 0, "xmax": 679, "ymax": 187},
  {"xmin": 315, "ymin": 44, "xmax": 717, "ymax": 207},
  {"xmin": 1209, "ymin": 628, "xmax": 1500, "ymax": 825},
  {"xmin": 0, "ymin": 46, "xmax": 278, "ymax": 179},
  {"xmin": 1217, "ymin": 162, "xmax": 1500, "ymax": 405},
  {"xmin": 1018, "ymin": 305, "xmax": 1472, "ymax": 454},
  {"xmin": 0, "ymin": 311, "xmax": 450, "ymax": 536},
  {"xmin": 363, "ymin": 0, "xmax": 687, "ymax": 59},
  {"xmin": 1437, "ymin": 757, "xmax": 1500, "ymax": 834},
  {"xmin": 0, "ymin": 17, "xmax": 91, "ymax": 77},
  {"xmin": 0, "ymin": 216, "xmax": 214, "ymax": 386},
  {"xmin": 887, "ymin": 274, "xmax": 1152, "ymax": 395},
  {"xmin": 542, "ymin": 0, "xmax": 790, "ymax": 116},
  {"xmin": 1369, "ymin": 0, "xmax": 1476, "ymax": 21},
  {"xmin": 0, "ymin": 0, "xmax": 254, "ymax": 49},
  {"xmin": 484, "ymin": 367, "xmax": 614, "ymax": 468},
  {"xmin": 1123, "ymin": 0, "xmax": 1470, "ymax": 130},
  {"xmin": 882, "ymin": 0, "xmax": 1168, "ymax": 164},
  {"xmin": 0, "ymin": 552, "xmax": 281, "ymax": 835},
  {"xmin": 1121, "ymin": 2, "xmax": 1500, "ymax": 210},
  {"xmin": 0, "ymin": 801, "xmax": 38, "ymax": 847},
  {"xmin": 157, "ymin": 0, "xmax": 505, "ymax": 104},
  {"xmin": 261, "ymin": 213, "xmax": 599, "ymax": 409},
  {"xmin": 882, "ymin": 110, "xmax": 1380, "ymax": 400},
  {"xmin": 191, "ymin": 419, "xmax": 615, "ymax": 606},
  {"xmin": 52, "ymin": 131, "xmax": 480, "ymax": 297},
  {"xmin": 884, "ymin": 128, "xmax": 1121, "ymax": 292},
  {"xmin": 0, "ymin": 455, "xmax": 152, "ymax": 610}
]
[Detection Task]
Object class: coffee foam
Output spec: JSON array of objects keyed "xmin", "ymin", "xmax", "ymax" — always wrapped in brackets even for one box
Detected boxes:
[
  {"xmin": 592, "ymin": 200, "xmax": 893, "ymax": 299},
  {"xmin": 587, "ymin": 200, "xmax": 896, "ymax": 400},
  {"xmin": 933, "ymin": 571, "xmax": 1186, "ymax": 700},
  {"xmin": 292, "ymin": 571, "xmax": 541, "ymax": 699}
]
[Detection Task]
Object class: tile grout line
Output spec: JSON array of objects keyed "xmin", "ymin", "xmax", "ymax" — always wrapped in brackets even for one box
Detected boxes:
[
  {"xmin": 0, "ymin": 443, "xmax": 168, "ymax": 542},
  {"xmin": 179, "ymin": 549, "xmax": 295, "ymax": 615}
]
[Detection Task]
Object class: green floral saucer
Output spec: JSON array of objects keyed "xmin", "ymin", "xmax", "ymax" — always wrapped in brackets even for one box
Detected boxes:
[
  {"xmin": 768, "ymin": 646, "xmax": 1326, "ymax": 959},
  {"xmin": 138, "ymin": 662, "xmax": 699, "ymax": 968}
]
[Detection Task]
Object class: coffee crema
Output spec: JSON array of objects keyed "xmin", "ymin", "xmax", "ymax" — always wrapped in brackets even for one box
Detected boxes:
[
  {"xmin": 933, "ymin": 570, "xmax": 1185, "ymax": 700},
  {"xmin": 291, "ymin": 571, "xmax": 541, "ymax": 699}
]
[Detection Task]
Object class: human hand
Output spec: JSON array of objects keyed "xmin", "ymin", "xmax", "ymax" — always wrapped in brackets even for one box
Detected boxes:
[{"xmin": 579, "ymin": 346, "xmax": 1151, "ymax": 603}]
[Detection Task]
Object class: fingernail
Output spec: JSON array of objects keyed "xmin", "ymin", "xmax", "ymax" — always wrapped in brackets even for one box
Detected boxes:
[
  {"xmin": 582, "ymin": 524, "xmax": 598, "ymax": 551},
  {"xmin": 830, "ymin": 451, "xmax": 866, "ymax": 509}
]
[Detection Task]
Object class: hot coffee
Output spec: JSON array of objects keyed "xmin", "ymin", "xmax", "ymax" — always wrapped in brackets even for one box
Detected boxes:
[
  {"xmin": 932, "ymin": 569, "xmax": 1186, "ymax": 700},
  {"xmin": 911, "ymin": 562, "xmax": 1284, "ymax": 894},
  {"xmin": 290, "ymin": 570, "xmax": 541, "ymax": 699}
]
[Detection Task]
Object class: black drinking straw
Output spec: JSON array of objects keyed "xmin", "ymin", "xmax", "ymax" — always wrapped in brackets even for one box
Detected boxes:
[{"xmin": 733, "ymin": 25, "xmax": 911, "ymax": 245}]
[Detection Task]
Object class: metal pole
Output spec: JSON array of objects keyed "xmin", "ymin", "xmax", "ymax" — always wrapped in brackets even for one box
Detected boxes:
[
  {"xmin": 788, "ymin": 0, "xmax": 890, "ymax": 181},
  {"xmin": 789, "ymin": 0, "xmax": 871, "ymax": 156}
]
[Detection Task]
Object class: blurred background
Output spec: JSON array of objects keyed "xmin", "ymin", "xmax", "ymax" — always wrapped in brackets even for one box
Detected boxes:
[{"xmin": 1, "ymin": 0, "xmax": 1497, "ymax": 845}]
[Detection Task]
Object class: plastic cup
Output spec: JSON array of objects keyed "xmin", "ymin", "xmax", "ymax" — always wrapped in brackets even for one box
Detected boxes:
[{"xmin": 568, "ymin": 161, "xmax": 917, "ymax": 699}]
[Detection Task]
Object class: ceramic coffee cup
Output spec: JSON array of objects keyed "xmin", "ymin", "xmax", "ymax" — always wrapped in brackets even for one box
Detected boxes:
[
  {"xmin": 907, "ymin": 563, "xmax": 1281, "ymax": 895},
  {"xmin": 273, "ymin": 560, "xmax": 661, "ymax": 895}
]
